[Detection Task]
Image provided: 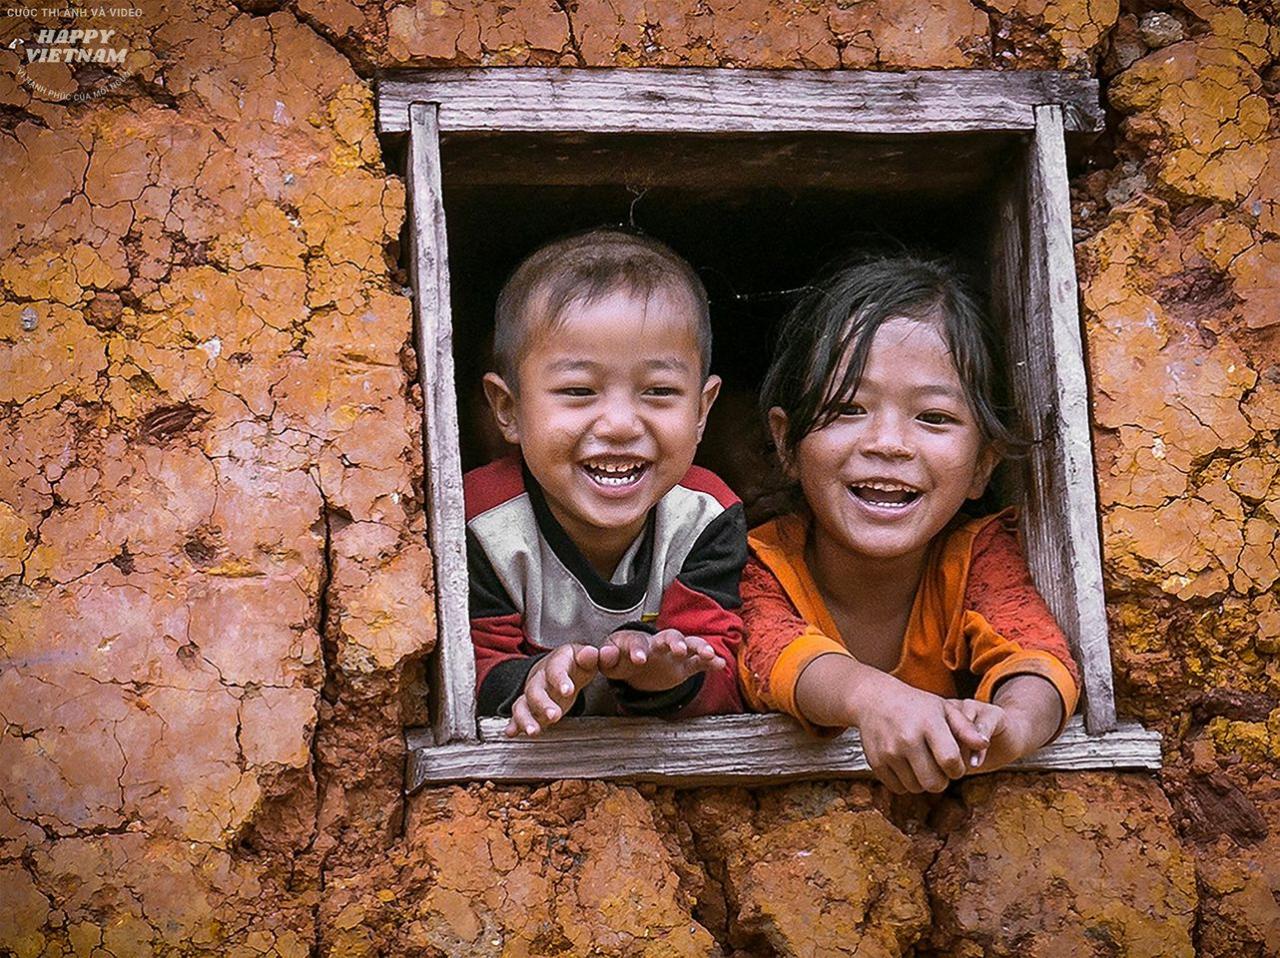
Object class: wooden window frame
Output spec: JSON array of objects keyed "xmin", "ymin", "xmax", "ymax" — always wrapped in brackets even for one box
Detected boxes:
[{"xmin": 376, "ymin": 69, "xmax": 1161, "ymax": 790}]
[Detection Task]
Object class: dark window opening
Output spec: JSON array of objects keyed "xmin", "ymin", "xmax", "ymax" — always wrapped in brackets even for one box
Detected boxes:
[{"xmin": 441, "ymin": 130, "xmax": 1029, "ymax": 522}]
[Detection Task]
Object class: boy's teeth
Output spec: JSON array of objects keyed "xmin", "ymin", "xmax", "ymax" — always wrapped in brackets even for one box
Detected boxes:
[{"xmin": 583, "ymin": 460, "xmax": 646, "ymax": 486}]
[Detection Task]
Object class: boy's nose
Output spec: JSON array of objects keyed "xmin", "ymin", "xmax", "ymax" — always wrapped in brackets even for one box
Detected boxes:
[{"xmin": 594, "ymin": 397, "xmax": 644, "ymax": 440}]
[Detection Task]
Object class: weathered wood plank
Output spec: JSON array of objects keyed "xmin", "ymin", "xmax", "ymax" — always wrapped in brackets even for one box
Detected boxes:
[
  {"xmin": 378, "ymin": 69, "xmax": 1102, "ymax": 135},
  {"xmin": 1020, "ymin": 105, "xmax": 1116, "ymax": 734},
  {"xmin": 991, "ymin": 109, "xmax": 1116, "ymax": 734},
  {"xmin": 437, "ymin": 130, "xmax": 1019, "ymax": 194},
  {"xmin": 405, "ymin": 715, "xmax": 1160, "ymax": 789},
  {"xmin": 408, "ymin": 103, "xmax": 476, "ymax": 744}
]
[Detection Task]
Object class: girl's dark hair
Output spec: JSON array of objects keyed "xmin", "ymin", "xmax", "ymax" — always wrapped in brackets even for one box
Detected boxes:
[{"xmin": 761, "ymin": 253, "xmax": 1023, "ymax": 457}]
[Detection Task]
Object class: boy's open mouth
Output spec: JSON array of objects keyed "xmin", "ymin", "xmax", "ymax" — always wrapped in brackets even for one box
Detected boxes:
[
  {"xmin": 581, "ymin": 459, "xmax": 649, "ymax": 488},
  {"xmin": 848, "ymin": 481, "xmax": 922, "ymax": 509}
]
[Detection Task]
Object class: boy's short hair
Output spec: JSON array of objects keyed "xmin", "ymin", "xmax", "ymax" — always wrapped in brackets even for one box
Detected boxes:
[{"xmin": 493, "ymin": 228, "xmax": 712, "ymax": 386}]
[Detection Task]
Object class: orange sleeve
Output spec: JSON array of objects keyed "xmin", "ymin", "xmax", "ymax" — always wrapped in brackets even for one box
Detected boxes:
[
  {"xmin": 962, "ymin": 515, "xmax": 1081, "ymax": 737},
  {"xmin": 739, "ymin": 557, "xmax": 851, "ymax": 735}
]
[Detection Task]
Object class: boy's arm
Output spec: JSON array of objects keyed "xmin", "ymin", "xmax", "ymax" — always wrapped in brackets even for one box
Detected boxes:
[
  {"xmin": 959, "ymin": 514, "xmax": 1080, "ymax": 739},
  {"xmin": 612, "ymin": 501, "xmax": 749, "ymax": 717},
  {"xmin": 469, "ymin": 530, "xmax": 562, "ymax": 717}
]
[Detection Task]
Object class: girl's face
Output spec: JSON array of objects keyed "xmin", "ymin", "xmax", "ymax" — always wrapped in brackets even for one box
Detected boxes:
[{"xmin": 769, "ymin": 317, "xmax": 997, "ymax": 571}]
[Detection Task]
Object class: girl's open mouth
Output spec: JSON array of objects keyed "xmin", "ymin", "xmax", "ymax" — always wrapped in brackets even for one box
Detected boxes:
[
  {"xmin": 848, "ymin": 482, "xmax": 922, "ymax": 510},
  {"xmin": 582, "ymin": 460, "xmax": 649, "ymax": 489}
]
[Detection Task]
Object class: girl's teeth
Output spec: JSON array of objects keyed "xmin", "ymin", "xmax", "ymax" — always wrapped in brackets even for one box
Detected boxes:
[{"xmin": 852, "ymin": 485, "xmax": 920, "ymax": 507}]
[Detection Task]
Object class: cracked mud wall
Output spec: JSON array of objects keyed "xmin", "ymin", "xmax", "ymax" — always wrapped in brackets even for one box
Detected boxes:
[{"xmin": 0, "ymin": 0, "xmax": 1277, "ymax": 955}]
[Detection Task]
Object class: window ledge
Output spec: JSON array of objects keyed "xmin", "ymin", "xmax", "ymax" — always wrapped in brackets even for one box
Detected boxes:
[{"xmin": 406, "ymin": 715, "xmax": 1160, "ymax": 791}]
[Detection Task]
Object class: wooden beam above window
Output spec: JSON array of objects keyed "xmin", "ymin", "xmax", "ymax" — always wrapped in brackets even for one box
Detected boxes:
[{"xmin": 377, "ymin": 68, "xmax": 1103, "ymax": 136}]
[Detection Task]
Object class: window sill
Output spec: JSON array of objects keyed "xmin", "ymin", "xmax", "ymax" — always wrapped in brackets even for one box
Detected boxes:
[{"xmin": 406, "ymin": 714, "xmax": 1160, "ymax": 791}]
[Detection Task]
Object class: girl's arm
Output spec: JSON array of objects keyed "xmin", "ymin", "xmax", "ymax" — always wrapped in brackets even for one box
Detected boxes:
[
  {"xmin": 961, "ymin": 514, "xmax": 1081, "ymax": 738},
  {"xmin": 795, "ymin": 653, "xmax": 991, "ymax": 794},
  {"xmin": 737, "ymin": 558, "xmax": 851, "ymax": 730},
  {"xmin": 947, "ymin": 673, "xmax": 1065, "ymax": 773},
  {"xmin": 742, "ymin": 555, "xmax": 989, "ymax": 792}
]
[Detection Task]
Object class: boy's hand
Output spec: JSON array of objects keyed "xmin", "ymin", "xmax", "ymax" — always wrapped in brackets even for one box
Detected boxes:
[
  {"xmin": 505, "ymin": 644, "xmax": 599, "ymax": 738},
  {"xmin": 851, "ymin": 671, "xmax": 991, "ymax": 795},
  {"xmin": 599, "ymin": 628, "xmax": 726, "ymax": 693}
]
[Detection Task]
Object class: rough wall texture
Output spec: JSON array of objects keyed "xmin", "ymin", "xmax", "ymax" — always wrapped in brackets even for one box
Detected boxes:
[{"xmin": 0, "ymin": 0, "xmax": 1278, "ymax": 954}]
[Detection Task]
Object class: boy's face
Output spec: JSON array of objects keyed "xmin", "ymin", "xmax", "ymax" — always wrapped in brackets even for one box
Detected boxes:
[{"xmin": 484, "ymin": 286, "xmax": 720, "ymax": 569}]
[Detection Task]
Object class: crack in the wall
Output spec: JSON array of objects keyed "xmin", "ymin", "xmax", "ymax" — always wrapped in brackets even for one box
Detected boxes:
[{"xmin": 555, "ymin": 0, "xmax": 588, "ymax": 67}]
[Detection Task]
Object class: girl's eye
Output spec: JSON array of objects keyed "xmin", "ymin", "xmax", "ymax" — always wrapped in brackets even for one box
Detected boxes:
[
  {"xmin": 555, "ymin": 387, "xmax": 595, "ymax": 398},
  {"xmin": 644, "ymin": 386, "xmax": 682, "ymax": 398},
  {"xmin": 918, "ymin": 410, "xmax": 958, "ymax": 426},
  {"xmin": 836, "ymin": 403, "xmax": 866, "ymax": 418}
]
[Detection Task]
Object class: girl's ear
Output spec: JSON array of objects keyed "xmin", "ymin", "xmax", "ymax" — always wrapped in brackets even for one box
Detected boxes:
[
  {"xmin": 967, "ymin": 443, "xmax": 1001, "ymax": 499},
  {"xmin": 695, "ymin": 374, "xmax": 722, "ymax": 441},
  {"xmin": 767, "ymin": 406, "xmax": 796, "ymax": 476},
  {"xmin": 482, "ymin": 372, "xmax": 522, "ymax": 445}
]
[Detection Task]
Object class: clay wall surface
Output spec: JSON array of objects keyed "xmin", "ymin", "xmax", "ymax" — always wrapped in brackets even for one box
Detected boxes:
[{"xmin": 0, "ymin": 0, "xmax": 1277, "ymax": 954}]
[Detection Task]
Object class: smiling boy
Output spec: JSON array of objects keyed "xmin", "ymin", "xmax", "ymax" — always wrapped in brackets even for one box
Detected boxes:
[{"xmin": 465, "ymin": 229, "xmax": 747, "ymax": 736}]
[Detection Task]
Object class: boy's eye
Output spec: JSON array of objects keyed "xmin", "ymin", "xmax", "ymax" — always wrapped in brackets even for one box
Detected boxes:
[
  {"xmin": 644, "ymin": 385, "xmax": 682, "ymax": 398},
  {"xmin": 835, "ymin": 403, "xmax": 866, "ymax": 417},
  {"xmin": 555, "ymin": 387, "xmax": 595, "ymax": 398}
]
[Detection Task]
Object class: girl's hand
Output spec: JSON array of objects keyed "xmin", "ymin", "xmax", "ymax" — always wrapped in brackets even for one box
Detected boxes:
[
  {"xmin": 850, "ymin": 672, "xmax": 990, "ymax": 793},
  {"xmin": 942, "ymin": 698, "xmax": 1006, "ymax": 769},
  {"xmin": 795, "ymin": 653, "xmax": 991, "ymax": 794},
  {"xmin": 599, "ymin": 628, "xmax": 726, "ymax": 692},
  {"xmin": 955, "ymin": 674, "xmax": 1063, "ymax": 773}
]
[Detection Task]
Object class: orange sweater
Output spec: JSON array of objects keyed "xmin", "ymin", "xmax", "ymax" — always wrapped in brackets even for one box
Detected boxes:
[{"xmin": 739, "ymin": 510, "xmax": 1081, "ymax": 736}]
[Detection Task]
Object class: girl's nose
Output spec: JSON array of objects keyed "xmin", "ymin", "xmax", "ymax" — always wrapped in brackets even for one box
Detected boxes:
[{"xmin": 863, "ymin": 415, "xmax": 914, "ymax": 459}]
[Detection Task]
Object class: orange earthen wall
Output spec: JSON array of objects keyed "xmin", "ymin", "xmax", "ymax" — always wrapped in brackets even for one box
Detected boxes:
[{"xmin": 0, "ymin": 0, "xmax": 1277, "ymax": 954}]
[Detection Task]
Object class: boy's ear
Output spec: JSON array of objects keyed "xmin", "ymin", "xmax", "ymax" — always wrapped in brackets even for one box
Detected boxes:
[
  {"xmin": 967, "ymin": 443, "xmax": 1001, "ymax": 499},
  {"xmin": 481, "ymin": 372, "xmax": 522, "ymax": 445},
  {"xmin": 767, "ymin": 406, "xmax": 795, "ymax": 476},
  {"xmin": 695, "ymin": 374, "xmax": 722, "ymax": 441}
]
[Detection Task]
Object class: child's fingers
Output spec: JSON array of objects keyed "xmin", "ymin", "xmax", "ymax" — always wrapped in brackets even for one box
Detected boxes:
[
  {"xmin": 684, "ymin": 636, "xmax": 726, "ymax": 669},
  {"xmin": 886, "ymin": 756, "xmax": 923, "ymax": 794},
  {"xmin": 596, "ymin": 642, "xmax": 620, "ymax": 671},
  {"xmin": 864, "ymin": 750, "xmax": 903, "ymax": 794},
  {"xmin": 943, "ymin": 700, "xmax": 992, "ymax": 754},
  {"xmin": 542, "ymin": 655, "xmax": 575, "ymax": 700},
  {"xmin": 905, "ymin": 749, "xmax": 952, "ymax": 793},
  {"xmin": 523, "ymin": 679, "xmax": 562, "ymax": 727},
  {"xmin": 647, "ymin": 630, "xmax": 671, "ymax": 657},
  {"xmin": 551, "ymin": 646, "xmax": 596, "ymax": 697},
  {"xmin": 608, "ymin": 630, "xmax": 649, "ymax": 665},
  {"xmin": 655, "ymin": 629, "xmax": 687, "ymax": 658},
  {"xmin": 874, "ymin": 766, "xmax": 907, "ymax": 795},
  {"xmin": 572, "ymin": 643, "xmax": 600, "ymax": 674},
  {"xmin": 924, "ymin": 723, "xmax": 967, "ymax": 781},
  {"xmin": 508, "ymin": 697, "xmax": 541, "ymax": 738},
  {"xmin": 960, "ymin": 700, "xmax": 1004, "ymax": 753}
]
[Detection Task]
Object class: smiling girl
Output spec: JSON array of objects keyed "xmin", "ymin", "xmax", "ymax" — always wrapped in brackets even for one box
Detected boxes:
[{"xmin": 740, "ymin": 255, "xmax": 1082, "ymax": 794}]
